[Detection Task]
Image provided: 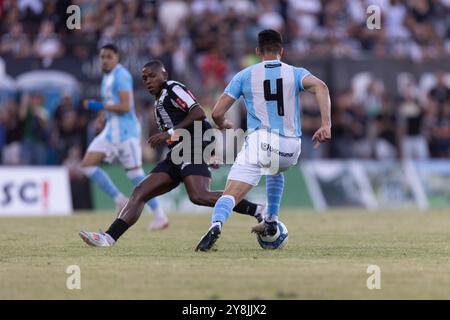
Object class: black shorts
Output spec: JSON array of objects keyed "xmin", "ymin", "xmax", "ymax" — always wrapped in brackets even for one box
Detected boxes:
[{"xmin": 150, "ymin": 151, "xmax": 211, "ymax": 187}]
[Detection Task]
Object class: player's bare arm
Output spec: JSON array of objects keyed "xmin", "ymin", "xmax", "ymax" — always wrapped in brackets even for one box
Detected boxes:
[
  {"xmin": 302, "ymin": 74, "xmax": 332, "ymax": 148},
  {"xmin": 103, "ymin": 91, "xmax": 131, "ymax": 113},
  {"xmin": 148, "ymin": 105, "xmax": 206, "ymax": 148},
  {"xmin": 211, "ymin": 94, "xmax": 235, "ymax": 129}
]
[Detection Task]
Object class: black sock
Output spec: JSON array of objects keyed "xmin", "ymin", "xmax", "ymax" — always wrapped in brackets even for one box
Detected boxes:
[
  {"xmin": 233, "ymin": 199, "xmax": 258, "ymax": 216},
  {"xmin": 106, "ymin": 218, "xmax": 130, "ymax": 241}
]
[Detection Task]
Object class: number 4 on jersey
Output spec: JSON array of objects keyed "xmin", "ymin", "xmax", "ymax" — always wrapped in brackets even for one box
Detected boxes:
[{"xmin": 263, "ymin": 78, "xmax": 284, "ymax": 116}]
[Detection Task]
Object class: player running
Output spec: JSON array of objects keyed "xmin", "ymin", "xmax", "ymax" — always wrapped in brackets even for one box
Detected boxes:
[
  {"xmin": 195, "ymin": 29, "xmax": 332, "ymax": 251},
  {"xmin": 79, "ymin": 60, "xmax": 265, "ymax": 247},
  {"xmin": 80, "ymin": 44, "xmax": 168, "ymax": 231}
]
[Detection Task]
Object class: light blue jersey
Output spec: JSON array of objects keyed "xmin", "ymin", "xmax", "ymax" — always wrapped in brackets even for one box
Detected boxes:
[
  {"xmin": 224, "ymin": 60, "xmax": 311, "ymax": 138},
  {"xmin": 100, "ymin": 64, "xmax": 140, "ymax": 143}
]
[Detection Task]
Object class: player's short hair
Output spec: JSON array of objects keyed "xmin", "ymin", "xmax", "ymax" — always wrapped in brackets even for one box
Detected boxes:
[
  {"xmin": 257, "ymin": 29, "xmax": 283, "ymax": 54},
  {"xmin": 143, "ymin": 60, "xmax": 166, "ymax": 72},
  {"xmin": 101, "ymin": 43, "xmax": 119, "ymax": 55}
]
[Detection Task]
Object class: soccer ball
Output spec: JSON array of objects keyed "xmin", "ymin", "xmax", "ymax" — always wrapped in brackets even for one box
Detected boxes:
[{"xmin": 256, "ymin": 221, "xmax": 288, "ymax": 250}]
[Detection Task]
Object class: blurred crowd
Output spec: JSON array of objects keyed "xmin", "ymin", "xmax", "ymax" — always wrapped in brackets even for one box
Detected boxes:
[
  {"xmin": 1, "ymin": 0, "xmax": 450, "ymax": 169},
  {"xmin": 1, "ymin": 0, "xmax": 450, "ymax": 67},
  {"xmin": 307, "ymin": 71, "xmax": 450, "ymax": 159}
]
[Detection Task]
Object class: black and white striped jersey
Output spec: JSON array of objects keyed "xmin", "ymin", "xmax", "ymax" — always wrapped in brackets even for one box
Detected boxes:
[{"xmin": 153, "ymin": 80, "xmax": 212, "ymax": 148}]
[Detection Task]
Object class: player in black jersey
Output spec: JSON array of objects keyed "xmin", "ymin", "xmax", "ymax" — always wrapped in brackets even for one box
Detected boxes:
[{"xmin": 79, "ymin": 60, "xmax": 265, "ymax": 247}]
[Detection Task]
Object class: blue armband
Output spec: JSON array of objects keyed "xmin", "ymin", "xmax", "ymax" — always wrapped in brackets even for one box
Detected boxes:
[{"xmin": 87, "ymin": 100, "xmax": 104, "ymax": 110}]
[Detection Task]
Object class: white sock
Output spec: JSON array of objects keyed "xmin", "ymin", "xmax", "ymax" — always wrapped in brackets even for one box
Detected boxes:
[
  {"xmin": 255, "ymin": 204, "xmax": 265, "ymax": 216},
  {"xmin": 211, "ymin": 221, "xmax": 222, "ymax": 230},
  {"xmin": 266, "ymin": 215, "xmax": 278, "ymax": 223},
  {"xmin": 153, "ymin": 206, "xmax": 166, "ymax": 219},
  {"xmin": 104, "ymin": 233, "xmax": 116, "ymax": 245}
]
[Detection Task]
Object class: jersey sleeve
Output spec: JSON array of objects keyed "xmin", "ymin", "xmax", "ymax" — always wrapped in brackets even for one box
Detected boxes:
[
  {"xmin": 294, "ymin": 67, "xmax": 312, "ymax": 92},
  {"xmin": 115, "ymin": 69, "xmax": 133, "ymax": 92},
  {"xmin": 224, "ymin": 71, "xmax": 244, "ymax": 100},
  {"xmin": 171, "ymin": 84, "xmax": 199, "ymax": 112}
]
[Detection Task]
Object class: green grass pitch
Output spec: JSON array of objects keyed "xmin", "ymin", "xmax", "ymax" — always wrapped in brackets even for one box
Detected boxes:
[{"xmin": 1, "ymin": 209, "xmax": 450, "ymax": 299}]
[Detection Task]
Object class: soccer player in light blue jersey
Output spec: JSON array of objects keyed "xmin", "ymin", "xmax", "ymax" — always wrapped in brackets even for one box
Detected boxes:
[
  {"xmin": 81, "ymin": 44, "xmax": 168, "ymax": 231},
  {"xmin": 196, "ymin": 30, "xmax": 332, "ymax": 251}
]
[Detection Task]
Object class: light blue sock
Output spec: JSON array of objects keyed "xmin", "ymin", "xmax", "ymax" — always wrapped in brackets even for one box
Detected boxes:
[
  {"xmin": 211, "ymin": 195, "xmax": 235, "ymax": 225},
  {"xmin": 89, "ymin": 168, "xmax": 120, "ymax": 199},
  {"xmin": 266, "ymin": 173, "xmax": 285, "ymax": 221},
  {"xmin": 130, "ymin": 175, "xmax": 159, "ymax": 210}
]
